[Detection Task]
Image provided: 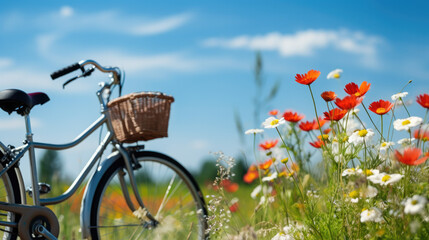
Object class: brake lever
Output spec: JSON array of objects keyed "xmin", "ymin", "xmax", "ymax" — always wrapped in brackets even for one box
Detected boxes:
[{"xmin": 62, "ymin": 67, "xmax": 96, "ymax": 89}]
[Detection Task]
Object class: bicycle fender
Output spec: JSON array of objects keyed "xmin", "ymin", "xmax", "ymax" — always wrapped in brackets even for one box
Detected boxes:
[{"xmin": 80, "ymin": 151, "xmax": 122, "ymax": 240}]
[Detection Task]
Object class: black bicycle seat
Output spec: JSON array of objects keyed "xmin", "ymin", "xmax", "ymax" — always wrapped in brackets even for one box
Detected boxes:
[{"xmin": 0, "ymin": 89, "xmax": 50, "ymax": 115}]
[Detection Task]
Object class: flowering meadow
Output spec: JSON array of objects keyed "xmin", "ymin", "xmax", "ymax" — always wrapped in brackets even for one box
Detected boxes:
[{"xmin": 206, "ymin": 69, "xmax": 429, "ymax": 239}]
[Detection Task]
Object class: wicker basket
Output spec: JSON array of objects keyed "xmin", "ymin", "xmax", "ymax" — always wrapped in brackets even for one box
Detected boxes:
[{"xmin": 107, "ymin": 92, "xmax": 174, "ymax": 143}]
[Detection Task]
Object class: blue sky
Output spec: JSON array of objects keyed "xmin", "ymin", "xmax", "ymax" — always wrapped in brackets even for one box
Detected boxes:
[{"xmin": 1, "ymin": 1, "xmax": 428, "ymax": 181}]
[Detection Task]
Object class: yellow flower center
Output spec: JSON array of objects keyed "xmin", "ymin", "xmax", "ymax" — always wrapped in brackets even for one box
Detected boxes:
[
  {"xmin": 381, "ymin": 142, "xmax": 387, "ymax": 147},
  {"xmin": 361, "ymin": 208, "xmax": 367, "ymax": 212},
  {"xmin": 411, "ymin": 200, "xmax": 418, "ymax": 205},
  {"xmin": 358, "ymin": 129, "xmax": 368, "ymax": 137},
  {"xmin": 382, "ymin": 175, "xmax": 391, "ymax": 182},
  {"xmin": 343, "ymin": 136, "xmax": 349, "ymax": 142},
  {"xmin": 271, "ymin": 119, "xmax": 279, "ymax": 126},
  {"xmin": 333, "ymin": 73, "xmax": 340, "ymax": 78},
  {"xmin": 376, "ymin": 108, "xmax": 386, "ymax": 114},
  {"xmin": 365, "ymin": 170, "xmax": 373, "ymax": 176},
  {"xmin": 349, "ymin": 190, "xmax": 359, "ymax": 198},
  {"xmin": 318, "ymin": 134, "xmax": 329, "ymax": 140},
  {"xmin": 355, "ymin": 92, "xmax": 361, "ymax": 97},
  {"xmin": 402, "ymin": 120, "xmax": 411, "ymax": 126}
]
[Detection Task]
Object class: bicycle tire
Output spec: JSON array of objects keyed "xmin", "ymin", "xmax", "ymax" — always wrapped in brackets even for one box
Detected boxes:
[
  {"xmin": 89, "ymin": 151, "xmax": 208, "ymax": 240},
  {"xmin": 0, "ymin": 164, "xmax": 22, "ymax": 240}
]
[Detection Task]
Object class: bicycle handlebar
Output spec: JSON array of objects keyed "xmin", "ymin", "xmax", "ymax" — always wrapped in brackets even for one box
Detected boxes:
[
  {"xmin": 50, "ymin": 60, "xmax": 121, "ymax": 85},
  {"xmin": 50, "ymin": 63, "xmax": 81, "ymax": 80}
]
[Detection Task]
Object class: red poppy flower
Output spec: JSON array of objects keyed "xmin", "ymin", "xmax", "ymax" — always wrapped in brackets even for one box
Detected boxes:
[
  {"xmin": 416, "ymin": 93, "xmax": 429, "ymax": 109},
  {"xmin": 283, "ymin": 110, "xmax": 305, "ymax": 123},
  {"xmin": 323, "ymin": 108, "xmax": 348, "ymax": 121},
  {"xmin": 243, "ymin": 165, "xmax": 259, "ymax": 184},
  {"xmin": 299, "ymin": 120, "xmax": 316, "ymax": 132},
  {"xmin": 368, "ymin": 99, "xmax": 394, "ymax": 115},
  {"xmin": 229, "ymin": 202, "xmax": 239, "ymax": 213},
  {"xmin": 259, "ymin": 159, "xmax": 273, "ymax": 170},
  {"xmin": 414, "ymin": 129, "xmax": 429, "ymax": 141},
  {"xmin": 309, "ymin": 139, "xmax": 325, "ymax": 148},
  {"xmin": 221, "ymin": 179, "xmax": 239, "ymax": 193},
  {"xmin": 295, "ymin": 69, "xmax": 321, "ymax": 85},
  {"xmin": 269, "ymin": 109, "xmax": 279, "ymax": 116},
  {"xmin": 344, "ymin": 81, "xmax": 371, "ymax": 97},
  {"xmin": 259, "ymin": 139, "xmax": 279, "ymax": 151},
  {"xmin": 321, "ymin": 91, "xmax": 337, "ymax": 102},
  {"xmin": 316, "ymin": 117, "xmax": 328, "ymax": 129},
  {"xmin": 324, "ymin": 128, "xmax": 332, "ymax": 134},
  {"xmin": 394, "ymin": 147, "xmax": 429, "ymax": 166},
  {"xmin": 335, "ymin": 95, "xmax": 363, "ymax": 110}
]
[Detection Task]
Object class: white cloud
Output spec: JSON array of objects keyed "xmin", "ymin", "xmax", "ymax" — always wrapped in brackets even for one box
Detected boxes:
[
  {"xmin": 130, "ymin": 13, "xmax": 192, "ymax": 36},
  {"xmin": 59, "ymin": 6, "xmax": 74, "ymax": 18},
  {"xmin": 203, "ymin": 29, "xmax": 382, "ymax": 66},
  {"xmin": 0, "ymin": 117, "xmax": 41, "ymax": 130},
  {"xmin": 0, "ymin": 58, "xmax": 13, "ymax": 69}
]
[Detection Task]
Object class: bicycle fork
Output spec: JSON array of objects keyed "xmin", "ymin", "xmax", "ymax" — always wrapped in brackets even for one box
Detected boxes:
[{"xmin": 114, "ymin": 144, "xmax": 159, "ymax": 225}]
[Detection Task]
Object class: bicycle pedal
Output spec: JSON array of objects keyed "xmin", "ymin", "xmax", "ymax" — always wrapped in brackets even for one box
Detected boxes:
[{"xmin": 27, "ymin": 183, "xmax": 51, "ymax": 197}]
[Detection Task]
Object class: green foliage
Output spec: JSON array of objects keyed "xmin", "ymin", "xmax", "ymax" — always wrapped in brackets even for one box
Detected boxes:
[{"xmin": 38, "ymin": 150, "xmax": 62, "ymax": 184}]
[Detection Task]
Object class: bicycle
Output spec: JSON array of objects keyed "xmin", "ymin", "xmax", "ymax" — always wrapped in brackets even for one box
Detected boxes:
[{"xmin": 0, "ymin": 60, "xmax": 208, "ymax": 239}]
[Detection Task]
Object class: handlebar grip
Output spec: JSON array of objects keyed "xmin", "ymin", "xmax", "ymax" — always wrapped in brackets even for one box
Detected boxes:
[{"xmin": 50, "ymin": 63, "xmax": 81, "ymax": 80}]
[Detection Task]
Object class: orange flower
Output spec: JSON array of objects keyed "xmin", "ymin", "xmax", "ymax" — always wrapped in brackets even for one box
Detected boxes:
[
  {"xmin": 324, "ymin": 128, "xmax": 332, "ymax": 134},
  {"xmin": 243, "ymin": 165, "xmax": 259, "ymax": 184},
  {"xmin": 315, "ymin": 117, "xmax": 328, "ymax": 129},
  {"xmin": 368, "ymin": 99, "xmax": 394, "ymax": 115},
  {"xmin": 259, "ymin": 159, "xmax": 273, "ymax": 170},
  {"xmin": 259, "ymin": 139, "xmax": 279, "ymax": 150},
  {"xmin": 269, "ymin": 109, "xmax": 279, "ymax": 116},
  {"xmin": 416, "ymin": 93, "xmax": 429, "ymax": 109},
  {"xmin": 295, "ymin": 69, "xmax": 321, "ymax": 85},
  {"xmin": 229, "ymin": 201, "xmax": 239, "ymax": 213},
  {"xmin": 323, "ymin": 108, "xmax": 348, "ymax": 121},
  {"xmin": 321, "ymin": 91, "xmax": 337, "ymax": 102},
  {"xmin": 283, "ymin": 110, "xmax": 305, "ymax": 123},
  {"xmin": 221, "ymin": 179, "xmax": 239, "ymax": 193},
  {"xmin": 299, "ymin": 120, "xmax": 316, "ymax": 132},
  {"xmin": 335, "ymin": 95, "xmax": 363, "ymax": 110},
  {"xmin": 414, "ymin": 129, "xmax": 429, "ymax": 141},
  {"xmin": 344, "ymin": 81, "xmax": 371, "ymax": 97},
  {"xmin": 394, "ymin": 147, "xmax": 429, "ymax": 166},
  {"xmin": 309, "ymin": 139, "xmax": 325, "ymax": 148}
]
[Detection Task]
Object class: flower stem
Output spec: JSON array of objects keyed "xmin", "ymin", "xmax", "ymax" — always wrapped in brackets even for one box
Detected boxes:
[
  {"xmin": 308, "ymin": 85, "xmax": 326, "ymax": 147},
  {"xmin": 362, "ymin": 102, "xmax": 382, "ymax": 136}
]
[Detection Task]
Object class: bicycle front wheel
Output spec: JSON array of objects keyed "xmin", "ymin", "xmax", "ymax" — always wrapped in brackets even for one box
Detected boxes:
[{"xmin": 89, "ymin": 151, "xmax": 208, "ymax": 240}]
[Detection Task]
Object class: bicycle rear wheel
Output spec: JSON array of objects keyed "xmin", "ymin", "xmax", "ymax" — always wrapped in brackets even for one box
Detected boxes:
[
  {"xmin": 0, "ymin": 164, "xmax": 22, "ymax": 240},
  {"xmin": 89, "ymin": 151, "xmax": 208, "ymax": 240}
]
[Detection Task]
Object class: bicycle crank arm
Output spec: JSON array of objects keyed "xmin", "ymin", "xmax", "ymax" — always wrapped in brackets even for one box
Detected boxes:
[{"xmin": 34, "ymin": 224, "xmax": 57, "ymax": 240}]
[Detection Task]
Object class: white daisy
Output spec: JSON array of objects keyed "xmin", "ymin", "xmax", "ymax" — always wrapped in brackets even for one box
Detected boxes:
[
  {"xmin": 393, "ymin": 117, "xmax": 423, "ymax": 131},
  {"xmin": 361, "ymin": 185, "xmax": 378, "ymax": 199},
  {"xmin": 404, "ymin": 195, "xmax": 427, "ymax": 215},
  {"xmin": 245, "ymin": 128, "xmax": 264, "ymax": 135},
  {"xmin": 262, "ymin": 172, "xmax": 278, "ymax": 182},
  {"xmin": 397, "ymin": 138, "xmax": 416, "ymax": 146},
  {"xmin": 342, "ymin": 167, "xmax": 363, "ymax": 176},
  {"xmin": 251, "ymin": 185, "xmax": 262, "ymax": 199},
  {"xmin": 367, "ymin": 172, "xmax": 404, "ymax": 186},
  {"xmin": 327, "ymin": 69, "xmax": 343, "ymax": 79},
  {"xmin": 360, "ymin": 207, "xmax": 384, "ymax": 223},
  {"xmin": 391, "ymin": 92, "xmax": 408, "ymax": 101},
  {"xmin": 262, "ymin": 117, "xmax": 286, "ymax": 129},
  {"xmin": 379, "ymin": 141, "xmax": 395, "ymax": 151},
  {"xmin": 348, "ymin": 129, "xmax": 375, "ymax": 145}
]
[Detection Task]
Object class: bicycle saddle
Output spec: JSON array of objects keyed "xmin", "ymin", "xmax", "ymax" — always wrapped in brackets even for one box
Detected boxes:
[{"xmin": 0, "ymin": 89, "xmax": 50, "ymax": 115}]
